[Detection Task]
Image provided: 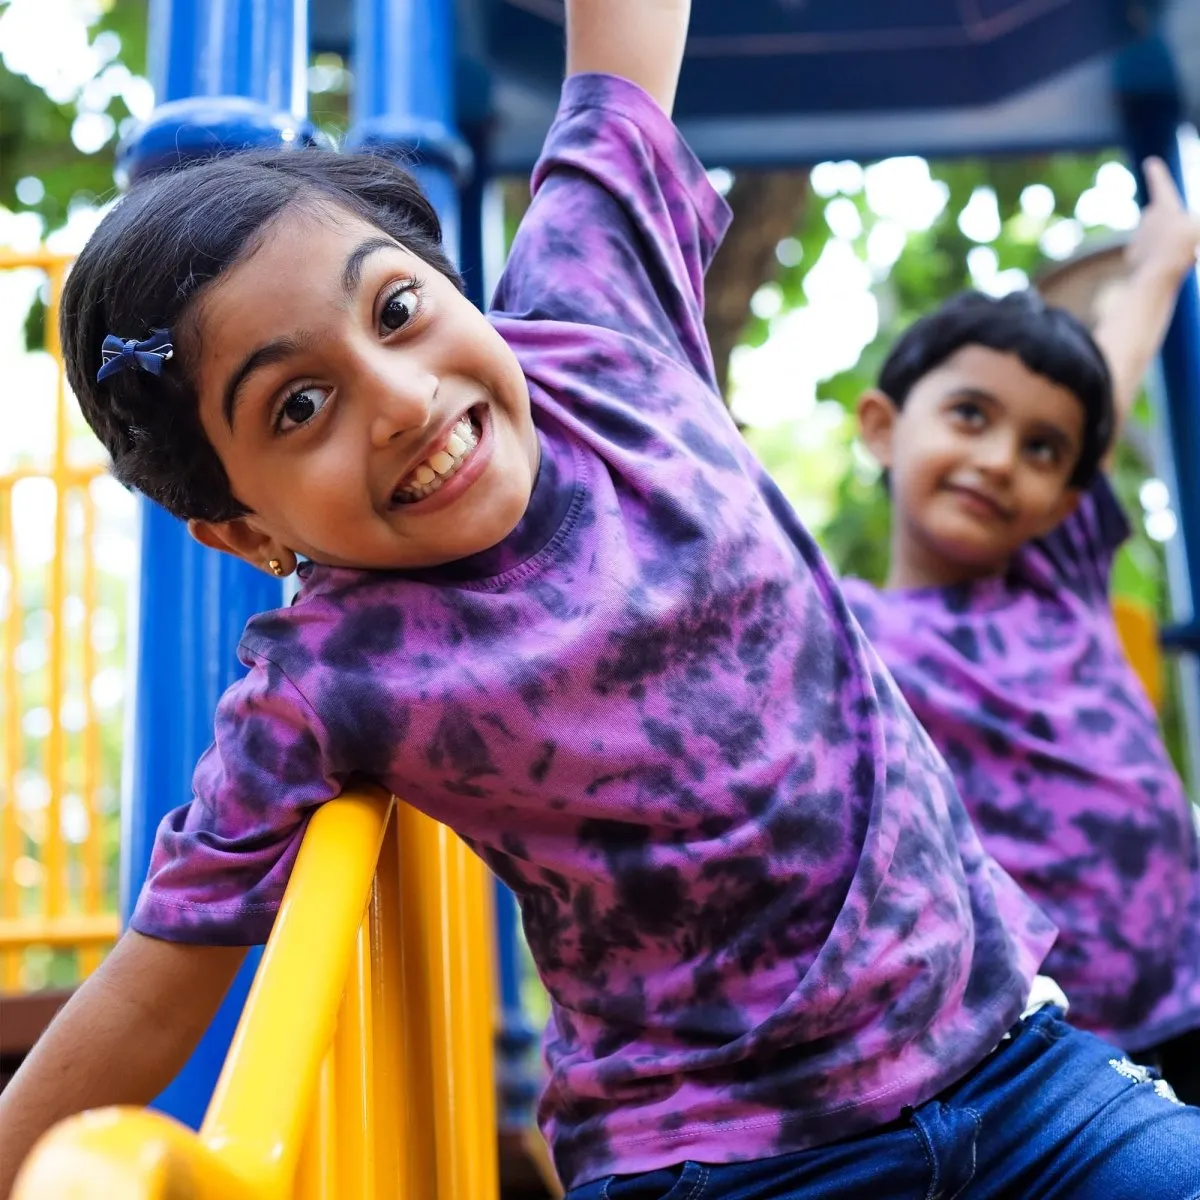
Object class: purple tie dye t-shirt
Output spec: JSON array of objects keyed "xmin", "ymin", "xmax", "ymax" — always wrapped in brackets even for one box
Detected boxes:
[
  {"xmin": 130, "ymin": 75, "xmax": 1053, "ymax": 1187},
  {"xmin": 845, "ymin": 478, "xmax": 1200, "ymax": 1052}
]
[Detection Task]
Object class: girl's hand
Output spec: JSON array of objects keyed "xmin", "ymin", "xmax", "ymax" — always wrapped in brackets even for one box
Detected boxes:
[
  {"xmin": 1126, "ymin": 157, "xmax": 1200, "ymax": 285},
  {"xmin": 566, "ymin": 0, "xmax": 692, "ymax": 115},
  {"xmin": 0, "ymin": 932, "xmax": 246, "ymax": 1199}
]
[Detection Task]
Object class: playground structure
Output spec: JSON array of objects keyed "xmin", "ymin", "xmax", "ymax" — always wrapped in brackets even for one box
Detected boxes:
[{"xmin": 2, "ymin": 0, "xmax": 1200, "ymax": 1196}]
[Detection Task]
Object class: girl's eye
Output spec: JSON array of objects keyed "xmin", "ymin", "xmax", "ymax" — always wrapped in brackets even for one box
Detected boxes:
[
  {"xmin": 380, "ymin": 284, "xmax": 420, "ymax": 333},
  {"xmin": 951, "ymin": 401, "xmax": 985, "ymax": 427},
  {"xmin": 276, "ymin": 386, "xmax": 331, "ymax": 432}
]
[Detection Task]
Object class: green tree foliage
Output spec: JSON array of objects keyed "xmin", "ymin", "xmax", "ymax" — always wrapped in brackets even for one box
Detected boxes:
[{"xmin": 0, "ymin": 1, "xmax": 146, "ymax": 223}]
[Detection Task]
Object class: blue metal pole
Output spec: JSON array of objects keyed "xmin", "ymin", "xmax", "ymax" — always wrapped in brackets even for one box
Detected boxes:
[
  {"xmin": 1116, "ymin": 38, "xmax": 1200, "ymax": 676},
  {"xmin": 345, "ymin": 0, "xmax": 471, "ymax": 259},
  {"xmin": 117, "ymin": 0, "xmax": 306, "ymax": 1130}
]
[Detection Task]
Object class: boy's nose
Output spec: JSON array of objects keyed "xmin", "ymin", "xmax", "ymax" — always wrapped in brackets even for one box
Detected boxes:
[{"xmin": 976, "ymin": 431, "xmax": 1018, "ymax": 476}]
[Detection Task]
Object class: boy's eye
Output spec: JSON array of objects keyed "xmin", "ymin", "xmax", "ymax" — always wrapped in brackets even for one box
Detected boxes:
[
  {"xmin": 951, "ymin": 400, "xmax": 985, "ymax": 427},
  {"xmin": 276, "ymin": 386, "xmax": 330, "ymax": 432},
  {"xmin": 380, "ymin": 284, "xmax": 420, "ymax": 333},
  {"xmin": 1025, "ymin": 439, "xmax": 1059, "ymax": 466}
]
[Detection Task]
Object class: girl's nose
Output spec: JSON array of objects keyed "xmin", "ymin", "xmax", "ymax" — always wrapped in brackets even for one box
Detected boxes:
[{"xmin": 365, "ymin": 366, "xmax": 438, "ymax": 448}]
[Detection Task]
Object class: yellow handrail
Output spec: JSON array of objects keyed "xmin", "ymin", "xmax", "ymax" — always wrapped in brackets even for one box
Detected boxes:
[
  {"xmin": 1113, "ymin": 596, "xmax": 1164, "ymax": 712},
  {"xmin": 12, "ymin": 787, "xmax": 500, "ymax": 1199}
]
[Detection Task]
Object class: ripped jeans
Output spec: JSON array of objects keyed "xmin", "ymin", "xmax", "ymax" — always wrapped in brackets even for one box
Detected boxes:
[{"xmin": 566, "ymin": 1007, "xmax": 1200, "ymax": 1200}]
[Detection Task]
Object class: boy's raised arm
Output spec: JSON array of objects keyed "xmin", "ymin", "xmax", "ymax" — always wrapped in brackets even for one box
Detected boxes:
[
  {"xmin": 566, "ymin": 0, "xmax": 691, "ymax": 116},
  {"xmin": 0, "ymin": 931, "xmax": 246, "ymax": 1199},
  {"xmin": 1093, "ymin": 156, "xmax": 1200, "ymax": 466}
]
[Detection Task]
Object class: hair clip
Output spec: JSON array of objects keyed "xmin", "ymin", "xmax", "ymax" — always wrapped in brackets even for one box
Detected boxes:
[{"xmin": 97, "ymin": 329, "xmax": 174, "ymax": 383}]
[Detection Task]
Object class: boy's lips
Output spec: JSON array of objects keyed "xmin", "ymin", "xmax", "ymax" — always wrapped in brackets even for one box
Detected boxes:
[{"xmin": 943, "ymin": 483, "xmax": 1014, "ymax": 522}]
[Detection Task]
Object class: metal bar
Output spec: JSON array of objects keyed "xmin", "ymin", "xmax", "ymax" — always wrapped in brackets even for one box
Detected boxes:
[
  {"xmin": 1, "ymin": 480, "xmax": 21, "ymax": 990},
  {"xmin": 197, "ymin": 789, "xmax": 392, "ymax": 1197},
  {"xmin": 0, "ymin": 915, "xmax": 121, "ymax": 947},
  {"xmin": 1116, "ymin": 35, "xmax": 1200, "ymax": 781},
  {"xmin": 332, "ymin": 926, "xmax": 375, "ymax": 1198},
  {"xmin": 366, "ymin": 809, "xmax": 405, "ymax": 1197},
  {"xmin": 43, "ymin": 264, "xmax": 68, "ymax": 926},
  {"xmin": 80, "ymin": 484, "xmax": 103, "ymax": 977},
  {"xmin": 0, "ymin": 467, "xmax": 105, "ymax": 485}
]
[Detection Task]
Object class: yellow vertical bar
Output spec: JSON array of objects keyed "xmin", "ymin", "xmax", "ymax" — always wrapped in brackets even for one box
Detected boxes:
[
  {"xmin": 429, "ymin": 819, "xmax": 465, "ymax": 1198},
  {"xmin": 333, "ymin": 924, "xmax": 375, "ymax": 1198},
  {"xmin": 465, "ymin": 849, "xmax": 500, "ymax": 1200},
  {"xmin": 395, "ymin": 804, "xmax": 439, "ymax": 1196},
  {"xmin": 1, "ymin": 482, "xmax": 21, "ymax": 990},
  {"xmin": 368, "ymin": 807, "xmax": 405, "ymax": 1198},
  {"xmin": 296, "ymin": 1051, "xmax": 338, "ymax": 1200},
  {"xmin": 43, "ymin": 264, "xmax": 68, "ymax": 924},
  {"xmin": 449, "ymin": 837, "xmax": 480, "ymax": 1200},
  {"xmin": 79, "ymin": 485, "xmax": 102, "ymax": 977}
]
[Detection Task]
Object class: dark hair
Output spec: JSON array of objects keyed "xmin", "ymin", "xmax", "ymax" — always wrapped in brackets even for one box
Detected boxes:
[
  {"xmin": 61, "ymin": 150, "xmax": 463, "ymax": 522},
  {"xmin": 877, "ymin": 289, "xmax": 1114, "ymax": 488}
]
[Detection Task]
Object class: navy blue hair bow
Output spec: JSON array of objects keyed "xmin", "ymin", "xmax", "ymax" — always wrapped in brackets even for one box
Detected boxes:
[{"xmin": 96, "ymin": 329, "xmax": 174, "ymax": 383}]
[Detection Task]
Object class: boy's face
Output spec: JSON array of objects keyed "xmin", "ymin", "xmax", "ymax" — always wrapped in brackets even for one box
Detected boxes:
[
  {"xmin": 859, "ymin": 345, "xmax": 1086, "ymax": 585},
  {"xmin": 187, "ymin": 203, "xmax": 538, "ymax": 573}
]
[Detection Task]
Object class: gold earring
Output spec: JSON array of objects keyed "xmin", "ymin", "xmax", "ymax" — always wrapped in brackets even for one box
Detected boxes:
[{"xmin": 268, "ymin": 558, "xmax": 285, "ymax": 577}]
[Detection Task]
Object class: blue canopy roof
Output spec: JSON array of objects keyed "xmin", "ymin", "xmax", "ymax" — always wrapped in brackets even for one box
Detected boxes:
[{"xmin": 312, "ymin": 0, "xmax": 1199, "ymax": 168}]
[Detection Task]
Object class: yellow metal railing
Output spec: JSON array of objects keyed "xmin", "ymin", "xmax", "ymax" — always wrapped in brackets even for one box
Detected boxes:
[
  {"xmin": 1114, "ymin": 595, "xmax": 1164, "ymax": 712},
  {"xmin": 0, "ymin": 248, "xmax": 121, "ymax": 992},
  {"xmin": 12, "ymin": 786, "xmax": 500, "ymax": 1199}
]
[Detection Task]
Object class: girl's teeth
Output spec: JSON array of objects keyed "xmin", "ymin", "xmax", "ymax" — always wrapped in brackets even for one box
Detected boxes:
[{"xmin": 394, "ymin": 413, "xmax": 481, "ymax": 502}]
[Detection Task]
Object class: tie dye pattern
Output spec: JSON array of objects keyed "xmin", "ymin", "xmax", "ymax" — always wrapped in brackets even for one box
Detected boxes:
[
  {"xmin": 845, "ymin": 477, "xmax": 1200, "ymax": 1053},
  {"xmin": 130, "ymin": 75, "xmax": 1054, "ymax": 1188}
]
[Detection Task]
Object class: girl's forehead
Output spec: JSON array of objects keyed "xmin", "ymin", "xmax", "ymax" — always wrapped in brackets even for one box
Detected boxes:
[{"xmin": 196, "ymin": 207, "xmax": 410, "ymax": 336}]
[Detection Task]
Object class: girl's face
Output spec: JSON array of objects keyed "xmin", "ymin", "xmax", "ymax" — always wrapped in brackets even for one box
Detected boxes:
[
  {"xmin": 187, "ymin": 203, "xmax": 538, "ymax": 572},
  {"xmin": 859, "ymin": 346, "xmax": 1086, "ymax": 588}
]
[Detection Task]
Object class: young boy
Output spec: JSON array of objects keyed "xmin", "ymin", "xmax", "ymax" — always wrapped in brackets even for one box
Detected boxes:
[{"xmin": 844, "ymin": 159, "xmax": 1200, "ymax": 1102}]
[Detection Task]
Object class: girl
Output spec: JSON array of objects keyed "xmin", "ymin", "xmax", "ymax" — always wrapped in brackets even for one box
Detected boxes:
[
  {"xmin": 845, "ymin": 166, "xmax": 1200, "ymax": 1104},
  {"xmin": 3, "ymin": 5, "xmax": 1199, "ymax": 1196}
]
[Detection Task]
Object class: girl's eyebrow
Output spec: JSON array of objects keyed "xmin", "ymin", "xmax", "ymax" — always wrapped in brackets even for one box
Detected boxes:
[{"xmin": 341, "ymin": 236, "xmax": 400, "ymax": 299}]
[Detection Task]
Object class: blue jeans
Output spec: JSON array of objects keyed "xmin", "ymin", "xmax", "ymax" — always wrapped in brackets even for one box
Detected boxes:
[{"xmin": 566, "ymin": 1008, "xmax": 1200, "ymax": 1200}]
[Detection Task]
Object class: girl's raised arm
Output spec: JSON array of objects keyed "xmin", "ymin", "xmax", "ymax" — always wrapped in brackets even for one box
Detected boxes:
[
  {"xmin": 566, "ymin": 0, "xmax": 691, "ymax": 116},
  {"xmin": 1093, "ymin": 156, "xmax": 1200, "ymax": 467}
]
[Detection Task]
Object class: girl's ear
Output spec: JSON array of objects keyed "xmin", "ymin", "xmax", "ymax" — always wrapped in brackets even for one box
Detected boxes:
[
  {"xmin": 188, "ymin": 517, "xmax": 296, "ymax": 576},
  {"xmin": 857, "ymin": 388, "xmax": 899, "ymax": 469}
]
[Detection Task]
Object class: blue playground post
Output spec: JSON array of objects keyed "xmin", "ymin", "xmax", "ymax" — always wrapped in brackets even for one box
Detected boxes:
[
  {"xmin": 1116, "ymin": 36, "xmax": 1200, "ymax": 753},
  {"xmin": 346, "ymin": 0, "xmax": 471, "ymax": 261},
  {"xmin": 117, "ymin": 0, "xmax": 306, "ymax": 1130}
]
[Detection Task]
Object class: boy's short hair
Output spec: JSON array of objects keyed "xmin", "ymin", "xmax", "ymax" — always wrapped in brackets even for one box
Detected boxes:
[
  {"xmin": 61, "ymin": 150, "xmax": 462, "ymax": 523},
  {"xmin": 877, "ymin": 290, "xmax": 1115, "ymax": 488}
]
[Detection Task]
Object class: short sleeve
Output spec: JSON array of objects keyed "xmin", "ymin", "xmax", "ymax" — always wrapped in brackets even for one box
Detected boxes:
[
  {"xmin": 490, "ymin": 73, "xmax": 732, "ymax": 388},
  {"xmin": 129, "ymin": 652, "xmax": 342, "ymax": 946},
  {"xmin": 1024, "ymin": 473, "xmax": 1131, "ymax": 603}
]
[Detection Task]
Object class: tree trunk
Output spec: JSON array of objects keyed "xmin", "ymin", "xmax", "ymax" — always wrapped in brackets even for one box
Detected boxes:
[{"xmin": 704, "ymin": 170, "xmax": 810, "ymax": 402}]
